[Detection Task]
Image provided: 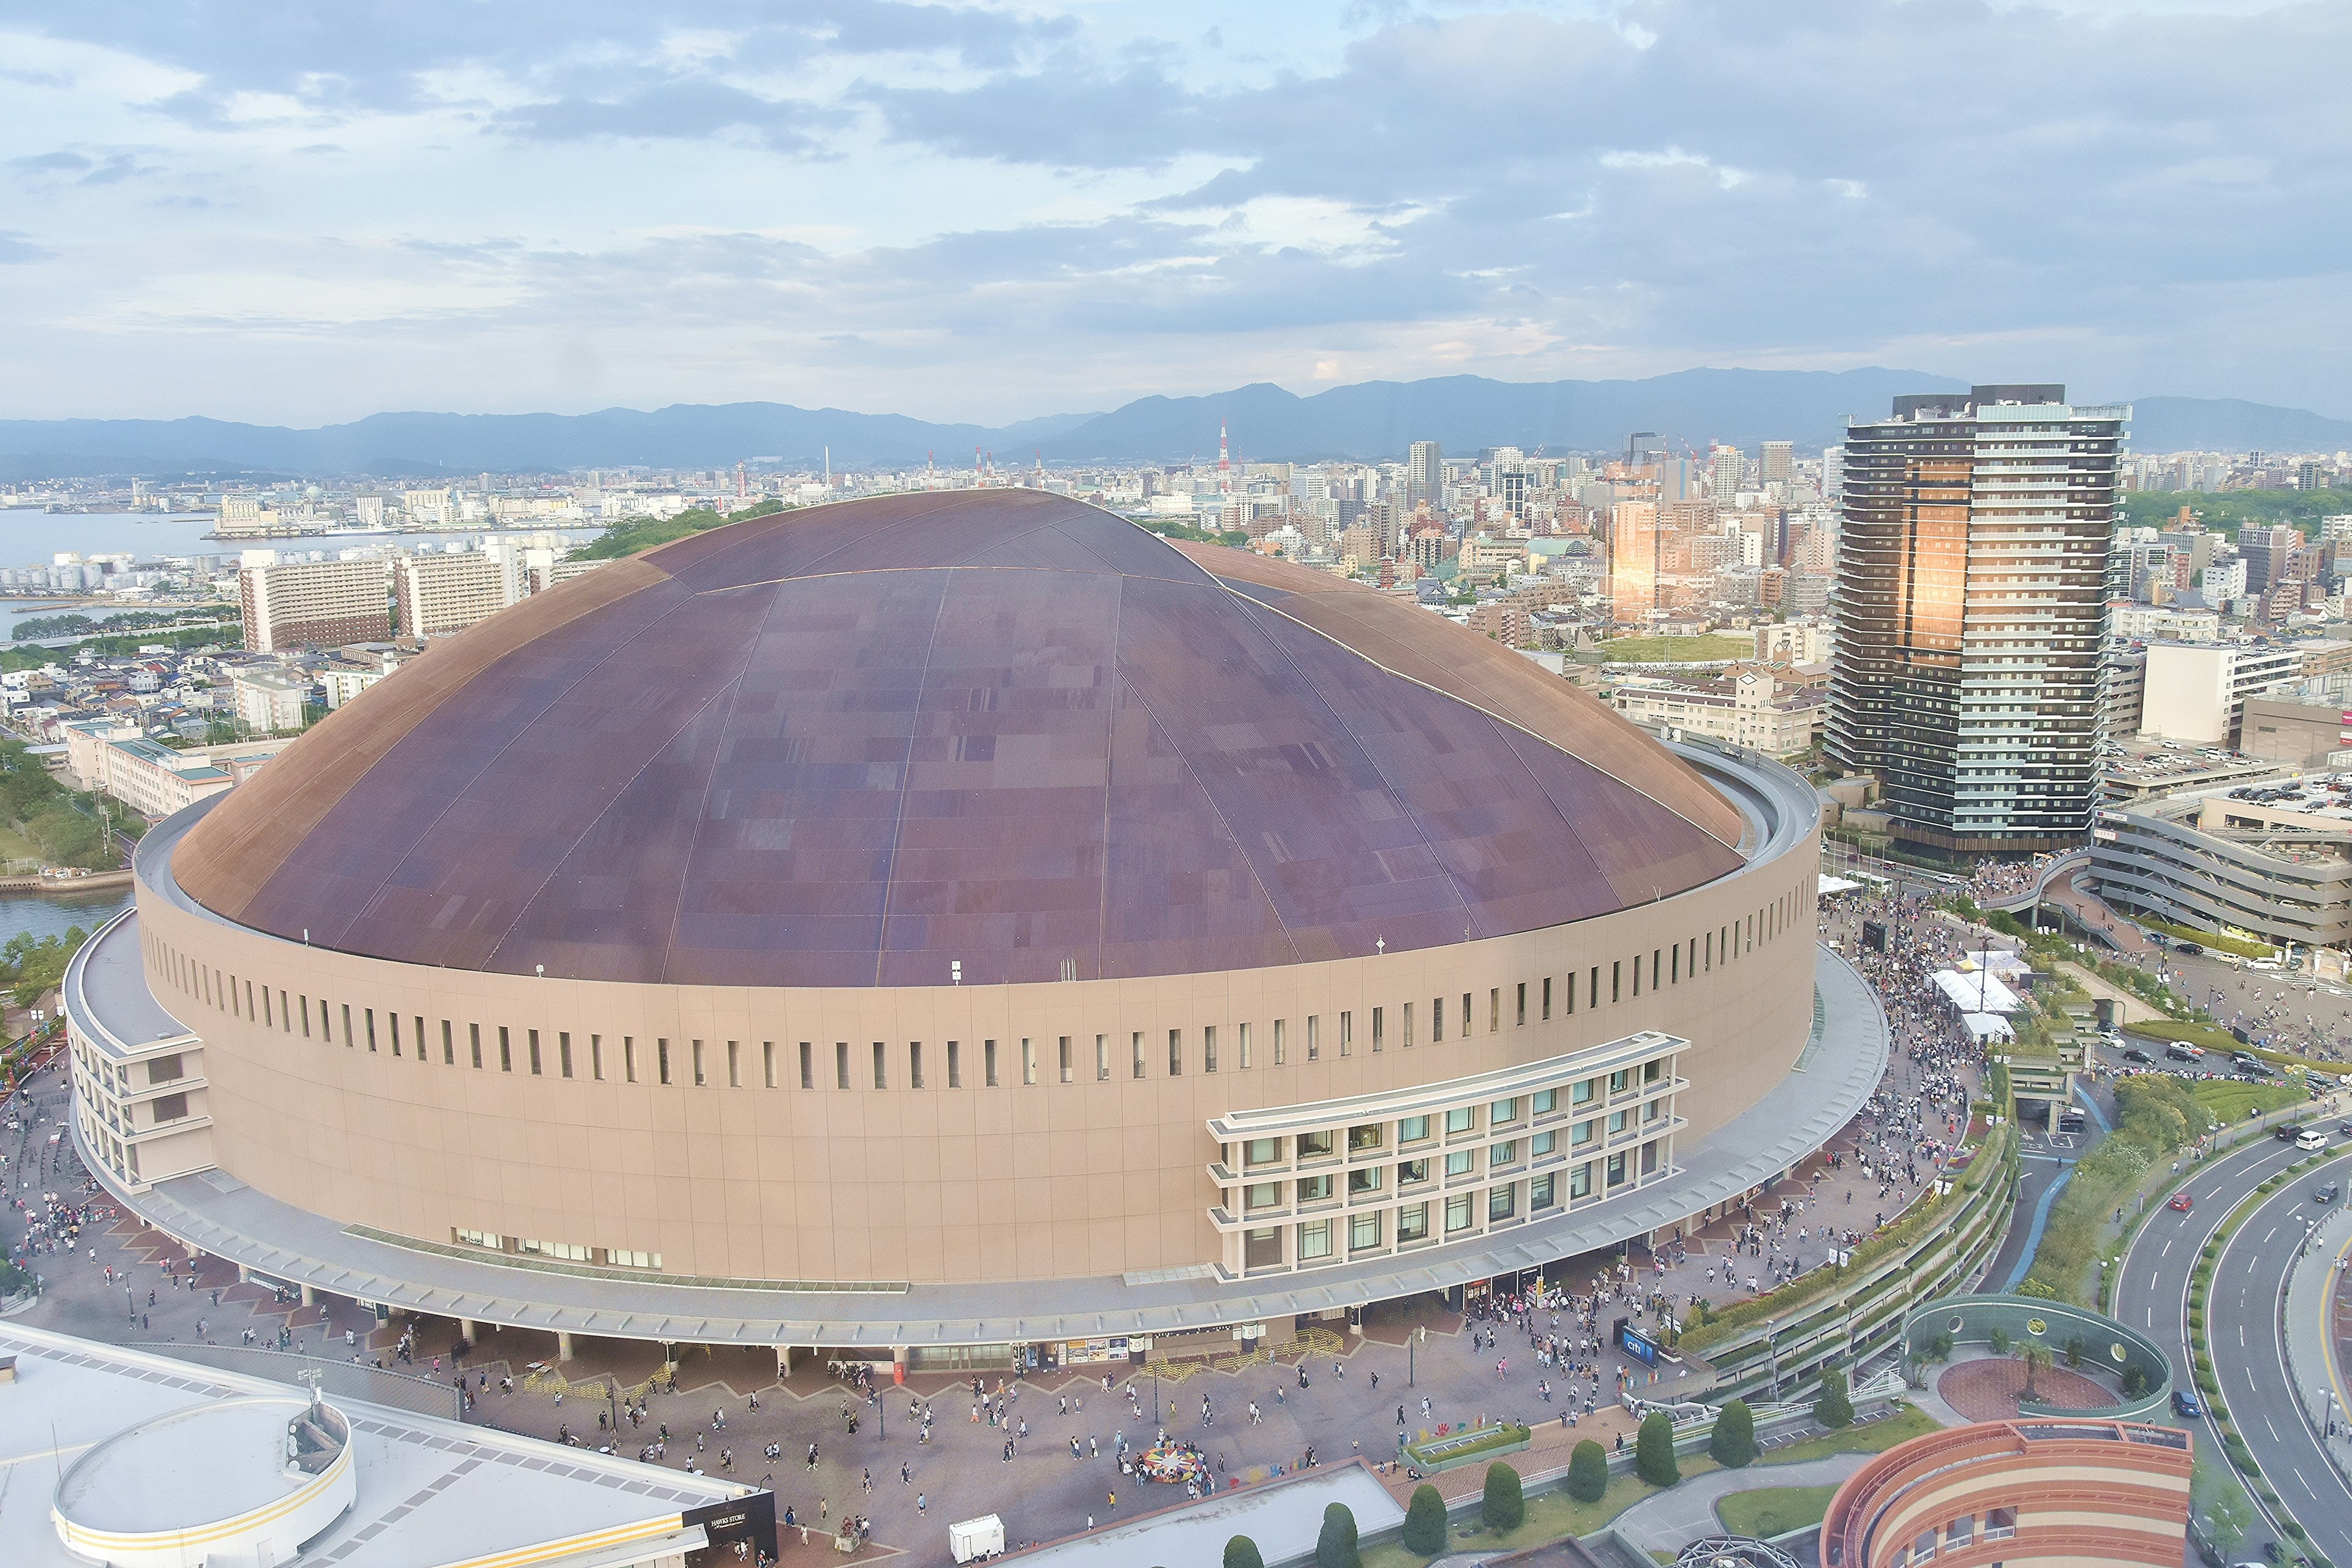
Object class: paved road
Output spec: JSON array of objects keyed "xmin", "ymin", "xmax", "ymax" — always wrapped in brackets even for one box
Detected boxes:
[
  {"xmin": 2114, "ymin": 1126, "xmax": 2352, "ymax": 1565},
  {"xmin": 1611, "ymin": 1452, "xmax": 1868, "ymax": 1559}
]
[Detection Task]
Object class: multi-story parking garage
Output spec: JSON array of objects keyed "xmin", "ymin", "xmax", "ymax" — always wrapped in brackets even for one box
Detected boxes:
[
  {"xmin": 2092, "ymin": 774, "xmax": 2352, "ymax": 948},
  {"xmin": 67, "ymin": 492, "xmax": 1884, "ymax": 1366}
]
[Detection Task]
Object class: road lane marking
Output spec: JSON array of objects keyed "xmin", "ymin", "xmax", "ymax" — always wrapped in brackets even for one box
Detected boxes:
[{"xmin": 2162, "ymin": 1239, "xmax": 2173, "ymax": 1257}]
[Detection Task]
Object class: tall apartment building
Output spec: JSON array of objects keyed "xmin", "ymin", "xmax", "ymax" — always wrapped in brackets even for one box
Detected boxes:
[
  {"xmin": 1406, "ymin": 441, "xmax": 1443, "ymax": 516},
  {"xmin": 239, "ymin": 559, "xmax": 393, "ymax": 653},
  {"xmin": 1825, "ymin": 385, "xmax": 2126, "ymax": 853},
  {"xmin": 394, "ymin": 550, "xmax": 524, "ymax": 639},
  {"xmin": 1709, "ymin": 443, "xmax": 1743, "ymax": 500},
  {"xmin": 2239, "ymin": 526, "xmax": 2303, "ymax": 594},
  {"xmin": 1607, "ymin": 500, "xmax": 1660, "ymax": 625},
  {"xmin": 1760, "ymin": 441, "xmax": 1793, "ymax": 488}
]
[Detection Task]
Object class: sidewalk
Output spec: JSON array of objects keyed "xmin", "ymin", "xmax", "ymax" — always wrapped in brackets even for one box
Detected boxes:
[{"xmin": 2282, "ymin": 1197, "xmax": 2352, "ymax": 1481}]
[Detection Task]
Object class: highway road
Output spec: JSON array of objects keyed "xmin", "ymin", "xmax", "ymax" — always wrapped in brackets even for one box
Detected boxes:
[{"xmin": 2115, "ymin": 1124, "xmax": 2352, "ymax": 1566}]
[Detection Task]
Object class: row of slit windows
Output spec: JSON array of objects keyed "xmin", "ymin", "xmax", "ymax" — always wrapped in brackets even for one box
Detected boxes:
[{"xmin": 140, "ymin": 881, "xmax": 1809, "ymax": 1088}]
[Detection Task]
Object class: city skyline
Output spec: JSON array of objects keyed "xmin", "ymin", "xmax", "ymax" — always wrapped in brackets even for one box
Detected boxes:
[{"xmin": 2, "ymin": 1, "xmax": 2345, "ymax": 426}]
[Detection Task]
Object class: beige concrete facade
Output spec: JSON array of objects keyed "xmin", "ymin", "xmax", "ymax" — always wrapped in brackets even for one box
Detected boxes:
[{"xmin": 129, "ymin": 811, "xmax": 1817, "ymax": 1292}]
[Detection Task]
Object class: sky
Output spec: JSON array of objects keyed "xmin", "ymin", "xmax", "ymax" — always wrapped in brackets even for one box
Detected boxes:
[{"xmin": 1, "ymin": 0, "xmax": 2345, "ymax": 427}]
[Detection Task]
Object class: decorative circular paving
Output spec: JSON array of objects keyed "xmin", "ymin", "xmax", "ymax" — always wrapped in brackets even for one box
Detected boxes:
[{"xmin": 1937, "ymin": 1354, "xmax": 2116, "ymax": 1422}]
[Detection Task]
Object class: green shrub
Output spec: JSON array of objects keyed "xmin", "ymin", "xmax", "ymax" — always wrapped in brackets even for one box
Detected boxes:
[
  {"xmin": 1636, "ymin": 1412, "xmax": 1680, "ymax": 1487},
  {"xmin": 2063, "ymin": 1336, "xmax": 2084, "ymax": 1368},
  {"xmin": 1988, "ymin": 1327, "xmax": 2010, "ymax": 1354},
  {"xmin": 1569, "ymin": 1440, "xmax": 1608, "ymax": 1503},
  {"xmin": 1709, "ymin": 1400, "xmax": 1757, "ymax": 1469},
  {"xmin": 1814, "ymin": 1365, "xmax": 1855, "ymax": 1430},
  {"xmin": 2286, "ymin": 1521, "xmax": 2309, "ymax": 1542},
  {"xmin": 1402, "ymin": 1485, "xmax": 1447, "ymax": 1555},
  {"xmin": 1480, "ymin": 1463, "xmax": 1525, "ymax": 1532},
  {"xmin": 1316, "ymin": 1503, "xmax": 1360, "ymax": 1568},
  {"xmin": 2121, "ymin": 1364, "xmax": 2150, "ymax": 1399},
  {"xmin": 1224, "ymin": 1537, "xmax": 1266, "ymax": 1568}
]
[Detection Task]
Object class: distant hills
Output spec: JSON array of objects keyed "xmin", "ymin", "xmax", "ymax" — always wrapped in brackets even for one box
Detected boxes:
[{"xmin": 1, "ymin": 368, "xmax": 2344, "ymax": 480}]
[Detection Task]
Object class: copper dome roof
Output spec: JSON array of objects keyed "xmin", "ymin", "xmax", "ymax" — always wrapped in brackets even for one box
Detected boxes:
[{"xmin": 173, "ymin": 492, "xmax": 1744, "ymax": 986}]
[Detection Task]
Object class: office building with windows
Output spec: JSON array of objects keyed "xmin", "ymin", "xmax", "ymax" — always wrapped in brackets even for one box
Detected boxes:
[{"xmin": 1826, "ymin": 385, "xmax": 2125, "ymax": 854}]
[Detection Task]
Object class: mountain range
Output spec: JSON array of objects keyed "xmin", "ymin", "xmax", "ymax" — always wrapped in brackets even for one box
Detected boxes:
[{"xmin": 1, "ymin": 368, "xmax": 2343, "ymax": 481}]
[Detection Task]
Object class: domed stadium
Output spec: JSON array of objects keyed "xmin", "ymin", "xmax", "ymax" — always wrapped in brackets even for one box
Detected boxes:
[{"xmin": 66, "ymin": 492, "xmax": 1880, "ymax": 1359}]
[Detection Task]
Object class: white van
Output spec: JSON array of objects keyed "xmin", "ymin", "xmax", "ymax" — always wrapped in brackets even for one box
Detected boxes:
[
  {"xmin": 950, "ymin": 1515, "xmax": 1006, "ymax": 1563},
  {"xmin": 2296, "ymin": 1127, "xmax": 2328, "ymax": 1152}
]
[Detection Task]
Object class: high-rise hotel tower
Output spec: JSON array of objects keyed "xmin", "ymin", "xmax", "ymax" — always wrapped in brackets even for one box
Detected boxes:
[{"xmin": 1825, "ymin": 385, "xmax": 2127, "ymax": 854}]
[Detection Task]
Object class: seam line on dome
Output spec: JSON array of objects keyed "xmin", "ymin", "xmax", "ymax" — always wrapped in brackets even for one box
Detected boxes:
[
  {"xmin": 1109, "ymin": 642, "xmax": 1302, "ymax": 970},
  {"xmin": 1203, "ymin": 572, "xmax": 1741, "ymax": 853},
  {"xmin": 1224, "ymin": 589, "xmax": 1484, "ymax": 944},
  {"xmin": 868, "ymin": 569, "xmax": 957, "ymax": 987}
]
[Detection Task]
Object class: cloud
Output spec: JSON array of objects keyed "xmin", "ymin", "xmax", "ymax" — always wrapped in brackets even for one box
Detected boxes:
[
  {"xmin": 0, "ymin": 1, "xmax": 2346, "ymax": 423},
  {"xmin": 0, "ymin": 230, "xmax": 51, "ymax": 263}
]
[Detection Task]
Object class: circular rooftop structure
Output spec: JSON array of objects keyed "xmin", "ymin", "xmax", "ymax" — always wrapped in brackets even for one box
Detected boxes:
[
  {"xmin": 53, "ymin": 1394, "xmax": 354, "ymax": 1567},
  {"xmin": 172, "ymin": 491, "xmax": 1743, "ymax": 987}
]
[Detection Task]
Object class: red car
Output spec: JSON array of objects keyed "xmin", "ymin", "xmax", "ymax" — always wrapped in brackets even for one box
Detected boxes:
[{"xmin": 2168, "ymin": 1191, "xmax": 2194, "ymax": 1212}]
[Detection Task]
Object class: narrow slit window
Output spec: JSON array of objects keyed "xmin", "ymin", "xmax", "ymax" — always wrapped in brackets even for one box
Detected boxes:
[
  {"xmin": 1131, "ymin": 1033, "xmax": 1144, "ymax": 1079},
  {"xmin": 1431, "ymin": 998, "xmax": 1442, "ymax": 1044},
  {"xmin": 1022, "ymin": 1038, "xmax": 1036, "ymax": 1085},
  {"xmin": 1340, "ymin": 1012, "xmax": 1352, "ymax": 1057},
  {"xmin": 499, "ymin": 1025, "xmax": 512, "ymax": 1072},
  {"xmin": 1167, "ymin": 1029, "xmax": 1182, "ymax": 1076},
  {"xmin": 342, "ymin": 1004, "xmax": 353, "ymax": 1049},
  {"xmin": 1542, "ymin": 977, "xmax": 1552, "ymax": 1020},
  {"xmin": 761, "ymin": 1041, "xmax": 774, "ymax": 1089},
  {"xmin": 1095, "ymin": 1034, "xmax": 1109, "ymax": 1081},
  {"xmin": 948, "ymin": 1040, "xmax": 962, "ymax": 1088},
  {"xmin": 1515, "ymin": 983, "xmax": 1526, "ymax": 1027},
  {"xmin": 726, "ymin": 1039, "xmax": 738, "ymax": 1088},
  {"xmin": 390, "ymin": 1012, "xmax": 401, "ymax": 1057},
  {"xmin": 1058, "ymin": 1035, "xmax": 1072, "ymax": 1084},
  {"xmin": 560, "ymin": 1032, "xmax": 574, "ymax": 1079},
  {"xmin": 692, "ymin": 1039, "xmax": 705, "ymax": 1087},
  {"xmin": 625, "ymin": 1036, "xmax": 637, "ymax": 1083},
  {"xmin": 415, "ymin": 1016, "xmax": 425, "ymax": 1065},
  {"xmin": 658, "ymin": 1036, "xmax": 672, "ymax": 1086},
  {"xmin": 1238, "ymin": 1022, "xmax": 1253, "ymax": 1070},
  {"xmin": 529, "ymin": 1029, "xmax": 542, "ymax": 1076},
  {"xmin": 834, "ymin": 1041, "xmax": 848, "ymax": 1090},
  {"xmin": 985, "ymin": 1039, "xmax": 1000, "ymax": 1088},
  {"xmin": 442, "ymin": 1019, "xmax": 453, "ymax": 1065},
  {"xmin": 1373, "ymin": 1006, "xmax": 1384, "ymax": 1052},
  {"xmin": 1203, "ymin": 1027, "xmax": 1216, "ymax": 1073},
  {"xmin": 873, "ymin": 1041, "xmax": 887, "ymax": 1090},
  {"xmin": 799, "ymin": 1041, "xmax": 813, "ymax": 1090},
  {"xmin": 910, "ymin": 1041, "xmax": 924, "ymax": 1090},
  {"xmin": 594, "ymin": 1035, "xmax": 606, "ymax": 1081}
]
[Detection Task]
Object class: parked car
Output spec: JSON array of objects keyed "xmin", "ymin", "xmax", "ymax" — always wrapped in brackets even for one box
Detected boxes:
[
  {"xmin": 2166, "ymin": 1042, "xmax": 2206, "ymax": 1062},
  {"xmin": 2179, "ymin": 942, "xmax": 2205, "ymax": 956},
  {"xmin": 2168, "ymin": 1191, "xmax": 2195, "ymax": 1212}
]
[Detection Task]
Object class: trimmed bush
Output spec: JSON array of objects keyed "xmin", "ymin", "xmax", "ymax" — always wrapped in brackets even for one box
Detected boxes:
[
  {"xmin": 1636, "ymin": 1412, "xmax": 1680, "ymax": 1487},
  {"xmin": 1224, "ymin": 1537, "xmax": 1265, "ymax": 1568},
  {"xmin": 1316, "ymin": 1502, "xmax": 1360, "ymax": 1568},
  {"xmin": 1709, "ymin": 1400, "xmax": 1757, "ymax": 1469},
  {"xmin": 1480, "ymin": 1463, "xmax": 1525, "ymax": 1532},
  {"xmin": 1569, "ymin": 1439, "xmax": 1608, "ymax": 1503},
  {"xmin": 1814, "ymin": 1364, "xmax": 1855, "ymax": 1430},
  {"xmin": 1402, "ymin": 1485, "xmax": 1447, "ymax": 1555}
]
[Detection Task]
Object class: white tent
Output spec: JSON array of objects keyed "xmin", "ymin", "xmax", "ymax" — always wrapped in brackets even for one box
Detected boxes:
[
  {"xmin": 1934, "ymin": 968, "xmax": 2021, "ymax": 1014},
  {"xmin": 1819, "ymin": 874, "xmax": 1863, "ymax": 895},
  {"xmin": 1960, "ymin": 1012, "xmax": 2015, "ymax": 1042}
]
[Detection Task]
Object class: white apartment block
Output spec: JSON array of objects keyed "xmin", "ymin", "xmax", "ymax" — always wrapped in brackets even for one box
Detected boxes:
[
  {"xmin": 1608, "ymin": 668, "xmax": 1826, "ymax": 758},
  {"xmin": 239, "ymin": 559, "xmax": 393, "ymax": 653}
]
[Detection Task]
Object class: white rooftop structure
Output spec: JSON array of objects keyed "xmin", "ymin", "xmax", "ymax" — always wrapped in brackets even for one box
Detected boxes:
[
  {"xmin": 0, "ymin": 1320, "xmax": 768, "ymax": 1568},
  {"xmin": 1933, "ymin": 968, "xmax": 2022, "ymax": 1014}
]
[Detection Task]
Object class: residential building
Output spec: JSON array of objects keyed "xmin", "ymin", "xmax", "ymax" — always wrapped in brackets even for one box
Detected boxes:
[
  {"xmin": 1756, "ymin": 621, "xmax": 1830, "ymax": 665},
  {"xmin": 61, "ymin": 720, "xmax": 295, "ymax": 821},
  {"xmin": 1608, "ymin": 666, "xmax": 1828, "ymax": 758},
  {"xmin": 320, "ymin": 644, "xmax": 413, "ymax": 709},
  {"xmin": 1406, "ymin": 440, "xmax": 1442, "ymax": 516},
  {"xmin": 2137, "ymin": 640, "xmax": 2302, "ymax": 747},
  {"xmin": 2240, "ymin": 525, "xmax": 2304, "ymax": 594},
  {"xmin": 1760, "ymin": 440, "xmax": 1793, "ymax": 488},
  {"xmin": 1607, "ymin": 500, "xmax": 1659, "ymax": 624},
  {"xmin": 239, "ymin": 559, "xmax": 392, "ymax": 652},
  {"xmin": 230, "ymin": 667, "xmax": 311, "ymax": 734},
  {"xmin": 2109, "ymin": 605, "xmax": 2219, "ymax": 644},
  {"xmin": 1825, "ymin": 385, "xmax": 2124, "ymax": 853},
  {"xmin": 394, "ymin": 549, "xmax": 524, "ymax": 639}
]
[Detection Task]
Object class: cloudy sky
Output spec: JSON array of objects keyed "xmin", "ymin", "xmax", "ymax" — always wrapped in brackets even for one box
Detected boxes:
[{"xmin": 2, "ymin": 0, "xmax": 2344, "ymax": 426}]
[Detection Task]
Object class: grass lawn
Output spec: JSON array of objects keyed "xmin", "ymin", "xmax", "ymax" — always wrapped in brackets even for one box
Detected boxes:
[
  {"xmin": 2139, "ymin": 918, "xmax": 2277, "ymax": 960},
  {"xmin": 0, "ymin": 820, "xmax": 45, "ymax": 867},
  {"xmin": 1596, "ymin": 634, "xmax": 1753, "ymax": 664},
  {"xmin": 1716, "ymin": 1483, "xmax": 1839, "ymax": 1539},
  {"xmin": 2188, "ymin": 1079, "xmax": 2307, "ymax": 1124},
  {"xmin": 1759, "ymin": 1404, "xmax": 1940, "ymax": 1465}
]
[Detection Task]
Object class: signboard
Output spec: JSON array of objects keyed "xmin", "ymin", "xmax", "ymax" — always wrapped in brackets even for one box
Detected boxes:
[{"xmin": 1613, "ymin": 1315, "xmax": 1660, "ymax": 1366}]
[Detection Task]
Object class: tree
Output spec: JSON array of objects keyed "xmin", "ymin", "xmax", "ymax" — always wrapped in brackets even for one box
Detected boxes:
[
  {"xmin": 1481, "ymin": 1462, "xmax": 1525, "ymax": 1531},
  {"xmin": 1569, "ymin": 1439, "xmax": 1609, "ymax": 1502},
  {"xmin": 1814, "ymin": 1364, "xmax": 1855, "ymax": 1430},
  {"xmin": 1315, "ymin": 1502, "xmax": 1360, "ymax": 1568},
  {"xmin": 1223, "ymin": 1536, "xmax": 1265, "ymax": 1568},
  {"xmin": 1635, "ymin": 1411, "xmax": 1679, "ymax": 1487},
  {"xmin": 1709, "ymin": 1399, "xmax": 1757, "ymax": 1469},
  {"xmin": 1402, "ymin": 1485, "xmax": 1448, "ymax": 1554}
]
